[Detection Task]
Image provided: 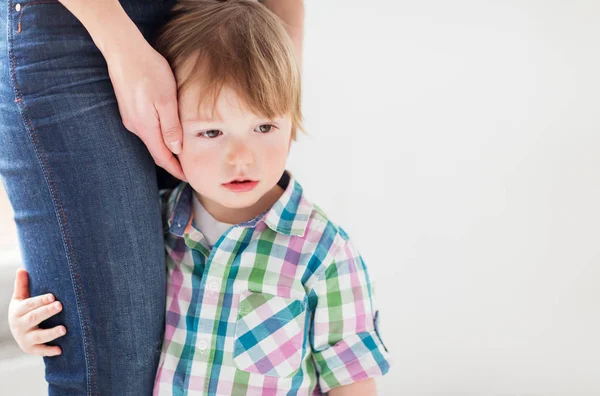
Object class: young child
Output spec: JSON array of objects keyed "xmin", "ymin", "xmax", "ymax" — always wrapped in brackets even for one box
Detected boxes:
[{"xmin": 8, "ymin": 0, "xmax": 391, "ymax": 394}]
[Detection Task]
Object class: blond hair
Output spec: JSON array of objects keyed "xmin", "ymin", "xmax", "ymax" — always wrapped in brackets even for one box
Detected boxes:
[{"xmin": 153, "ymin": 0, "xmax": 303, "ymax": 140}]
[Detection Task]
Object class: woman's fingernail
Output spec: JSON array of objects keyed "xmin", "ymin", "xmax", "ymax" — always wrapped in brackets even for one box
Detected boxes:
[{"xmin": 169, "ymin": 140, "xmax": 181, "ymax": 154}]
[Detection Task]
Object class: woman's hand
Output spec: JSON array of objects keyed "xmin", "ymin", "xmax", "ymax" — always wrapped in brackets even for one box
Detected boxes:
[
  {"xmin": 58, "ymin": 0, "xmax": 187, "ymax": 182},
  {"xmin": 104, "ymin": 37, "xmax": 187, "ymax": 182},
  {"xmin": 8, "ymin": 269, "xmax": 66, "ymax": 357}
]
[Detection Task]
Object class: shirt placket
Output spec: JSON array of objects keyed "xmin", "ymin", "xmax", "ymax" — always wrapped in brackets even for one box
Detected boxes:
[
  {"xmin": 182, "ymin": 230, "xmax": 214, "ymax": 393},
  {"xmin": 195, "ymin": 227, "xmax": 239, "ymax": 394}
]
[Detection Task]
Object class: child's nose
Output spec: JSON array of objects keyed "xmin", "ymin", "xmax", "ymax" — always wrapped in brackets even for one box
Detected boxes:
[{"xmin": 226, "ymin": 140, "xmax": 255, "ymax": 166}]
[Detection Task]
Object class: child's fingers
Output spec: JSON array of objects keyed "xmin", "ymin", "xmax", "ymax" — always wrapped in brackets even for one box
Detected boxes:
[
  {"xmin": 12, "ymin": 268, "xmax": 30, "ymax": 300},
  {"xmin": 28, "ymin": 345, "xmax": 62, "ymax": 357},
  {"xmin": 13, "ymin": 293, "xmax": 56, "ymax": 318},
  {"xmin": 21, "ymin": 301, "xmax": 62, "ymax": 328},
  {"xmin": 26, "ymin": 325, "xmax": 67, "ymax": 346}
]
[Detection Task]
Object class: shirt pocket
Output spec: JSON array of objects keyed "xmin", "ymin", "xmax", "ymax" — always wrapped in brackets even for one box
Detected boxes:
[{"xmin": 233, "ymin": 290, "xmax": 308, "ymax": 378}]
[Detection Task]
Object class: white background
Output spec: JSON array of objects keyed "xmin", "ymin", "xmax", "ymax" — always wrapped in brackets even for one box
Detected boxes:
[
  {"xmin": 289, "ymin": 0, "xmax": 600, "ymax": 395},
  {"xmin": 2, "ymin": 1, "xmax": 600, "ymax": 395}
]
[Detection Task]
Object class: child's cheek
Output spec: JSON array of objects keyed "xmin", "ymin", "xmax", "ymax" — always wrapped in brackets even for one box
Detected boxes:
[
  {"xmin": 263, "ymin": 136, "xmax": 290, "ymax": 166},
  {"xmin": 179, "ymin": 142, "xmax": 219, "ymax": 176}
]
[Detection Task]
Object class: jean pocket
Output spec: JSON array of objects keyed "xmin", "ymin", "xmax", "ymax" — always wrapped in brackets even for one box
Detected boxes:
[{"xmin": 233, "ymin": 290, "xmax": 307, "ymax": 378}]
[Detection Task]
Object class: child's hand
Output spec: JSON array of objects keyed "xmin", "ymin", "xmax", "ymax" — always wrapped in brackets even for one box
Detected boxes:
[{"xmin": 7, "ymin": 268, "xmax": 66, "ymax": 356}]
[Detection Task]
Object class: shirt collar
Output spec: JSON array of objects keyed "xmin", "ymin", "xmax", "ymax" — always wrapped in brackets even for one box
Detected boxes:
[{"xmin": 166, "ymin": 170, "xmax": 313, "ymax": 238}]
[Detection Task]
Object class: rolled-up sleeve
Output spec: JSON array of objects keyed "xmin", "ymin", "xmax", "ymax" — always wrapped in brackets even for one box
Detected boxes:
[{"xmin": 308, "ymin": 231, "xmax": 391, "ymax": 392}]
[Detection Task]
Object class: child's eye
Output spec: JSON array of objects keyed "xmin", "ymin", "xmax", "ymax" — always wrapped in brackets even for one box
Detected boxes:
[
  {"xmin": 254, "ymin": 124, "xmax": 276, "ymax": 133},
  {"xmin": 198, "ymin": 130, "xmax": 222, "ymax": 138}
]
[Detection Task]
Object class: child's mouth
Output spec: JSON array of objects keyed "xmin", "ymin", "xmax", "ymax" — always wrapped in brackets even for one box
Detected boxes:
[{"xmin": 222, "ymin": 180, "xmax": 258, "ymax": 192}]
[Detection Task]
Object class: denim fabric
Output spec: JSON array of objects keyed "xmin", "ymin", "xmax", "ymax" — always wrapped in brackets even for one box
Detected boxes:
[{"xmin": 0, "ymin": 0, "xmax": 177, "ymax": 394}]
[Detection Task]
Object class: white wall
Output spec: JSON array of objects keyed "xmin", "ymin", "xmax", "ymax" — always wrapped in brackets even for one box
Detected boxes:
[
  {"xmin": 2, "ymin": 1, "xmax": 600, "ymax": 394},
  {"xmin": 290, "ymin": 1, "xmax": 600, "ymax": 395}
]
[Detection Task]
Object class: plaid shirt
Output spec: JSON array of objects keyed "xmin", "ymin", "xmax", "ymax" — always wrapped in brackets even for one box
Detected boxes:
[{"xmin": 154, "ymin": 170, "xmax": 391, "ymax": 395}]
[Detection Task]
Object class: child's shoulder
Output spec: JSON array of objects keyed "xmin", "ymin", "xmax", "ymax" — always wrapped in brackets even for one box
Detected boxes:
[
  {"xmin": 287, "ymin": 174, "xmax": 353, "ymax": 248},
  {"xmin": 304, "ymin": 199, "xmax": 355, "ymax": 249},
  {"xmin": 159, "ymin": 181, "xmax": 188, "ymax": 232},
  {"xmin": 300, "ymin": 198, "xmax": 369, "ymax": 283},
  {"xmin": 310, "ymin": 202, "xmax": 345, "ymax": 234}
]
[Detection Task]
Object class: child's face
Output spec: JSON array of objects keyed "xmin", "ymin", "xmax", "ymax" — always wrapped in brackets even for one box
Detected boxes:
[{"xmin": 177, "ymin": 83, "xmax": 292, "ymax": 219}]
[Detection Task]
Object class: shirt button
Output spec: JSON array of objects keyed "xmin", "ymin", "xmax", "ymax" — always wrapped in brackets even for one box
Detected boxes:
[
  {"xmin": 198, "ymin": 338, "xmax": 209, "ymax": 352},
  {"xmin": 208, "ymin": 280, "xmax": 219, "ymax": 292},
  {"xmin": 15, "ymin": 3, "xmax": 21, "ymax": 11}
]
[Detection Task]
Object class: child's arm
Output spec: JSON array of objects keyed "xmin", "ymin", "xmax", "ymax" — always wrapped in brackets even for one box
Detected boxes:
[
  {"xmin": 7, "ymin": 268, "xmax": 66, "ymax": 356},
  {"xmin": 308, "ymin": 229, "xmax": 391, "ymax": 394},
  {"xmin": 329, "ymin": 378, "xmax": 377, "ymax": 396}
]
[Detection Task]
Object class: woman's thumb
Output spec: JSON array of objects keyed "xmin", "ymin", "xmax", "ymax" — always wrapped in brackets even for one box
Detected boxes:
[{"xmin": 12, "ymin": 268, "xmax": 30, "ymax": 300}]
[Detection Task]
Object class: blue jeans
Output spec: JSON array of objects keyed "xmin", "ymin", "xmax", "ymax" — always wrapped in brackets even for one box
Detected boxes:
[{"xmin": 0, "ymin": 0, "xmax": 177, "ymax": 394}]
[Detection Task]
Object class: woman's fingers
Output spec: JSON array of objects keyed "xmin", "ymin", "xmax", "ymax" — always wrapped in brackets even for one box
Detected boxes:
[
  {"xmin": 155, "ymin": 99, "xmax": 183, "ymax": 155},
  {"xmin": 154, "ymin": 148, "xmax": 187, "ymax": 182},
  {"xmin": 104, "ymin": 40, "xmax": 187, "ymax": 181},
  {"xmin": 26, "ymin": 326, "xmax": 67, "ymax": 348},
  {"xmin": 22, "ymin": 301, "xmax": 63, "ymax": 328},
  {"xmin": 145, "ymin": 129, "xmax": 187, "ymax": 182}
]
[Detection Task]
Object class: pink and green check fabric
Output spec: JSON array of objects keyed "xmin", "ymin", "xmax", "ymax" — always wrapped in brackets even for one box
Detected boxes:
[{"xmin": 154, "ymin": 170, "xmax": 391, "ymax": 395}]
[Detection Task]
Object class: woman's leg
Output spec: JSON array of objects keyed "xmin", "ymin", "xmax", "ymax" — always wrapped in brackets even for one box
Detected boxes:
[{"xmin": 0, "ymin": 0, "xmax": 176, "ymax": 394}]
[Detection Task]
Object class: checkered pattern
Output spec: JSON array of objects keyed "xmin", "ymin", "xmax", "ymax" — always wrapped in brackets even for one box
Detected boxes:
[
  {"xmin": 233, "ymin": 291, "xmax": 307, "ymax": 378},
  {"xmin": 154, "ymin": 170, "xmax": 391, "ymax": 395}
]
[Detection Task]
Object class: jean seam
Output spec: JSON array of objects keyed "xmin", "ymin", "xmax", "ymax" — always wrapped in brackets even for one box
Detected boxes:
[
  {"xmin": 7, "ymin": 0, "xmax": 97, "ymax": 394},
  {"xmin": 14, "ymin": 0, "xmax": 59, "ymax": 33}
]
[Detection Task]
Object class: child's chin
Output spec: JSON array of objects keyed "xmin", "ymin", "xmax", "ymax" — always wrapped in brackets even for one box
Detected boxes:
[{"xmin": 215, "ymin": 190, "xmax": 256, "ymax": 205}]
